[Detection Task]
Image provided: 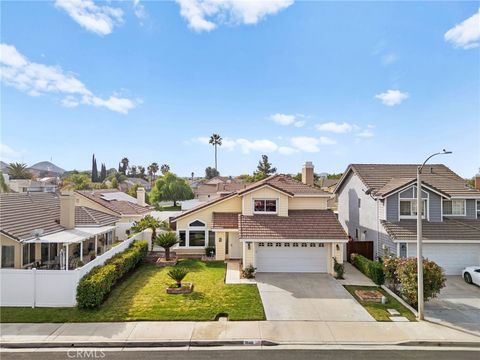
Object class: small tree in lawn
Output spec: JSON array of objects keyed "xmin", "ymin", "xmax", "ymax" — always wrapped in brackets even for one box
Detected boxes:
[
  {"xmin": 168, "ymin": 267, "xmax": 189, "ymax": 288},
  {"xmin": 155, "ymin": 232, "xmax": 179, "ymax": 261},
  {"xmin": 131, "ymin": 215, "xmax": 169, "ymax": 251}
]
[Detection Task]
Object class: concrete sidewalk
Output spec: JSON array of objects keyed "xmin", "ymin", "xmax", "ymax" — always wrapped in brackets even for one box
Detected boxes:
[{"xmin": 1, "ymin": 320, "xmax": 479, "ymax": 347}]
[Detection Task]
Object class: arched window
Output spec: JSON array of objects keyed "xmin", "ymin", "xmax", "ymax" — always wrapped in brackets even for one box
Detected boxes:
[{"xmin": 189, "ymin": 220, "xmax": 206, "ymax": 227}]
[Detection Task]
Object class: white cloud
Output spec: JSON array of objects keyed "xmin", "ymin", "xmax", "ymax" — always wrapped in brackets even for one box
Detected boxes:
[
  {"xmin": 356, "ymin": 129, "xmax": 374, "ymax": 138},
  {"xmin": 194, "ymin": 136, "xmax": 210, "ymax": 145},
  {"xmin": 55, "ymin": 0, "xmax": 124, "ymax": 36},
  {"xmin": 0, "ymin": 43, "xmax": 136, "ymax": 114},
  {"xmin": 236, "ymin": 138, "xmax": 278, "ymax": 154},
  {"xmin": 375, "ymin": 89, "xmax": 409, "ymax": 106},
  {"xmin": 381, "ymin": 52, "xmax": 397, "ymax": 65},
  {"xmin": 315, "ymin": 122, "xmax": 353, "ymax": 133},
  {"xmin": 0, "ymin": 143, "xmax": 25, "ymax": 163},
  {"xmin": 270, "ymin": 113, "xmax": 306, "ymax": 127},
  {"xmin": 290, "ymin": 136, "xmax": 335, "ymax": 152},
  {"xmin": 133, "ymin": 0, "xmax": 147, "ymax": 20},
  {"xmin": 278, "ymin": 146, "xmax": 298, "ymax": 155},
  {"xmin": 175, "ymin": 0, "xmax": 294, "ymax": 32},
  {"xmin": 319, "ymin": 136, "xmax": 336, "ymax": 145},
  {"xmin": 444, "ymin": 10, "xmax": 480, "ymax": 49}
]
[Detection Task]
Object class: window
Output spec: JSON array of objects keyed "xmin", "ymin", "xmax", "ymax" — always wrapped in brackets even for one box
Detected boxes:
[
  {"xmin": 41, "ymin": 243, "xmax": 57, "ymax": 262},
  {"xmin": 1, "ymin": 246, "xmax": 15, "ymax": 268},
  {"xmin": 443, "ymin": 200, "xmax": 466, "ymax": 216},
  {"xmin": 189, "ymin": 220, "xmax": 206, "ymax": 227},
  {"xmin": 208, "ymin": 231, "xmax": 215, "ymax": 247},
  {"xmin": 400, "ymin": 200, "xmax": 426, "ymax": 218},
  {"xmin": 259, "ymin": 242, "xmax": 265, "ymax": 247},
  {"xmin": 189, "ymin": 231, "xmax": 205, "ymax": 247},
  {"xmin": 179, "ymin": 231, "xmax": 186, "ymax": 247},
  {"xmin": 275, "ymin": 242, "xmax": 282, "ymax": 247},
  {"xmin": 358, "ymin": 198, "xmax": 361, "ymax": 208},
  {"xmin": 22, "ymin": 243, "xmax": 36, "ymax": 266},
  {"xmin": 293, "ymin": 243, "xmax": 299, "ymax": 247},
  {"xmin": 253, "ymin": 199, "xmax": 277, "ymax": 213},
  {"xmin": 284, "ymin": 243, "xmax": 290, "ymax": 247},
  {"xmin": 301, "ymin": 243, "xmax": 307, "ymax": 247},
  {"xmin": 318, "ymin": 243, "xmax": 324, "ymax": 247},
  {"xmin": 267, "ymin": 242, "xmax": 273, "ymax": 247},
  {"xmin": 309, "ymin": 243, "xmax": 316, "ymax": 247},
  {"xmin": 399, "ymin": 243, "xmax": 407, "ymax": 258}
]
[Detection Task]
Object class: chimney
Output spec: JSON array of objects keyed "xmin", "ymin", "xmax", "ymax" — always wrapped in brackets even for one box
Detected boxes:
[
  {"xmin": 475, "ymin": 168, "xmax": 480, "ymax": 190},
  {"xmin": 137, "ymin": 187, "xmax": 146, "ymax": 207},
  {"xmin": 302, "ymin": 161, "xmax": 314, "ymax": 186},
  {"xmin": 60, "ymin": 192, "xmax": 75, "ymax": 229}
]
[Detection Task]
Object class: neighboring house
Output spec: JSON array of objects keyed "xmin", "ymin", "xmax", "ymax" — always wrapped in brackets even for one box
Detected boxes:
[
  {"xmin": 74, "ymin": 188, "xmax": 151, "ymax": 240},
  {"xmin": 120, "ymin": 177, "xmax": 152, "ymax": 192},
  {"xmin": 7, "ymin": 179, "xmax": 57, "ymax": 193},
  {"xmin": 0, "ymin": 192, "xmax": 119, "ymax": 269},
  {"xmin": 335, "ymin": 164, "xmax": 480, "ymax": 275},
  {"xmin": 318, "ymin": 178, "xmax": 339, "ymax": 192},
  {"xmin": 171, "ymin": 162, "xmax": 346, "ymax": 275},
  {"xmin": 194, "ymin": 176, "xmax": 247, "ymax": 202}
]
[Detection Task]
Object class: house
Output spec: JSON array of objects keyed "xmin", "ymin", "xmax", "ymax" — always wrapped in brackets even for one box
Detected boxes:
[
  {"xmin": 7, "ymin": 179, "xmax": 58, "ymax": 193},
  {"xmin": 335, "ymin": 164, "xmax": 480, "ymax": 275},
  {"xmin": 74, "ymin": 188, "xmax": 151, "ymax": 240},
  {"xmin": 194, "ymin": 176, "xmax": 247, "ymax": 202},
  {"xmin": 171, "ymin": 162, "xmax": 347, "ymax": 274},
  {"xmin": 119, "ymin": 177, "xmax": 152, "ymax": 192},
  {"xmin": 0, "ymin": 192, "xmax": 119, "ymax": 269}
]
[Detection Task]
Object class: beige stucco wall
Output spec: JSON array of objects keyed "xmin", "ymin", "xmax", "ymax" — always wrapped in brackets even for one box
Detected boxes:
[
  {"xmin": 176, "ymin": 196, "xmax": 242, "ymax": 229},
  {"xmin": 288, "ymin": 197, "xmax": 328, "ymax": 210},
  {"xmin": 0, "ymin": 234, "xmax": 22, "ymax": 268},
  {"xmin": 242, "ymin": 187, "xmax": 289, "ymax": 216},
  {"xmin": 243, "ymin": 241, "xmax": 254, "ymax": 268}
]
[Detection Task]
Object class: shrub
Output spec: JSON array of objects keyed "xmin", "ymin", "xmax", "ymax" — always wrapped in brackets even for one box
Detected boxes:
[
  {"xmin": 395, "ymin": 257, "xmax": 446, "ymax": 307},
  {"xmin": 242, "ymin": 264, "xmax": 256, "ymax": 279},
  {"xmin": 154, "ymin": 232, "xmax": 179, "ymax": 261},
  {"xmin": 352, "ymin": 254, "xmax": 385, "ymax": 285},
  {"xmin": 205, "ymin": 246, "xmax": 215, "ymax": 257},
  {"xmin": 333, "ymin": 257, "xmax": 345, "ymax": 279},
  {"xmin": 383, "ymin": 256, "xmax": 400, "ymax": 291},
  {"xmin": 167, "ymin": 267, "xmax": 189, "ymax": 287},
  {"xmin": 76, "ymin": 240, "xmax": 148, "ymax": 309}
]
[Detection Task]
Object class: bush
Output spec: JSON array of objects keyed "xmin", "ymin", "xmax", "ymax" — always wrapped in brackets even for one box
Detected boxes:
[
  {"xmin": 242, "ymin": 264, "xmax": 256, "ymax": 279},
  {"xmin": 395, "ymin": 257, "xmax": 446, "ymax": 307},
  {"xmin": 205, "ymin": 246, "xmax": 215, "ymax": 257},
  {"xmin": 352, "ymin": 254, "xmax": 385, "ymax": 285},
  {"xmin": 167, "ymin": 267, "xmax": 189, "ymax": 287},
  {"xmin": 333, "ymin": 257, "xmax": 344, "ymax": 279},
  {"xmin": 76, "ymin": 240, "xmax": 148, "ymax": 309}
]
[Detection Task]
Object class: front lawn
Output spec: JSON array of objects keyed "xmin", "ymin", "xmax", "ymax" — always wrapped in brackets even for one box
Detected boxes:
[
  {"xmin": 156, "ymin": 205, "xmax": 181, "ymax": 211},
  {"xmin": 345, "ymin": 285, "xmax": 416, "ymax": 322},
  {"xmin": 0, "ymin": 260, "xmax": 265, "ymax": 323}
]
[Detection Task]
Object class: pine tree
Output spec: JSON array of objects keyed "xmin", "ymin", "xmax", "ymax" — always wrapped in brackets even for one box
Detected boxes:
[
  {"xmin": 100, "ymin": 163, "xmax": 107, "ymax": 182},
  {"xmin": 91, "ymin": 154, "xmax": 98, "ymax": 182}
]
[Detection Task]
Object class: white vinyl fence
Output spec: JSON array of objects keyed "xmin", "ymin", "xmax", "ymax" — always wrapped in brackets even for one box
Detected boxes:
[{"xmin": 0, "ymin": 232, "xmax": 149, "ymax": 308}]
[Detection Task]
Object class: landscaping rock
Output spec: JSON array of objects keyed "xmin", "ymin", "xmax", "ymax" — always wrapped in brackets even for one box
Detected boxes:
[
  {"xmin": 166, "ymin": 282, "xmax": 193, "ymax": 294},
  {"xmin": 156, "ymin": 257, "xmax": 178, "ymax": 267},
  {"xmin": 354, "ymin": 289, "xmax": 383, "ymax": 303},
  {"xmin": 387, "ymin": 309, "xmax": 400, "ymax": 316}
]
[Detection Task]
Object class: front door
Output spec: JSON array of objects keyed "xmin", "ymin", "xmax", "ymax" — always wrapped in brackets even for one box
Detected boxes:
[{"xmin": 229, "ymin": 232, "xmax": 242, "ymax": 259}]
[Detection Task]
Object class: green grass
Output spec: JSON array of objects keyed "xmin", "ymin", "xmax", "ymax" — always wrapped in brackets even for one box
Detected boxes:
[
  {"xmin": 156, "ymin": 205, "xmax": 181, "ymax": 211},
  {"xmin": 0, "ymin": 260, "xmax": 265, "ymax": 323},
  {"xmin": 345, "ymin": 285, "xmax": 416, "ymax": 322}
]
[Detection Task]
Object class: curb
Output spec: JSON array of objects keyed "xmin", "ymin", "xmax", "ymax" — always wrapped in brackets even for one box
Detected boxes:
[{"xmin": 2, "ymin": 339, "xmax": 480, "ymax": 349}]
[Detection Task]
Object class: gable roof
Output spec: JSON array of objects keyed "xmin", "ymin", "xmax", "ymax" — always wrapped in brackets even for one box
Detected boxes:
[
  {"xmin": 76, "ymin": 189, "xmax": 151, "ymax": 216},
  {"xmin": 335, "ymin": 164, "xmax": 479, "ymax": 198},
  {"xmin": 381, "ymin": 218, "xmax": 480, "ymax": 241},
  {"xmin": 239, "ymin": 210, "xmax": 347, "ymax": 241},
  {"xmin": 0, "ymin": 192, "xmax": 119, "ymax": 241}
]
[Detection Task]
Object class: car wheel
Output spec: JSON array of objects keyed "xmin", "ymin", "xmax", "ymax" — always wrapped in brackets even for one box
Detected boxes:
[{"xmin": 464, "ymin": 272, "xmax": 473, "ymax": 284}]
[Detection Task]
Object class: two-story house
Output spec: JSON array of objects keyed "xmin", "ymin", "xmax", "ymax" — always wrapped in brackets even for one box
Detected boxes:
[
  {"xmin": 171, "ymin": 162, "xmax": 347, "ymax": 274},
  {"xmin": 335, "ymin": 164, "xmax": 480, "ymax": 275}
]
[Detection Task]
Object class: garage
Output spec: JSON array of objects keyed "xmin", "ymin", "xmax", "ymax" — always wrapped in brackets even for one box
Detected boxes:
[
  {"xmin": 255, "ymin": 242, "xmax": 328, "ymax": 273},
  {"xmin": 407, "ymin": 243, "xmax": 480, "ymax": 275}
]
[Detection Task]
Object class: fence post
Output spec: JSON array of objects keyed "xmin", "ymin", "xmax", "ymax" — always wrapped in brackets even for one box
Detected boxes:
[{"xmin": 32, "ymin": 268, "xmax": 36, "ymax": 308}]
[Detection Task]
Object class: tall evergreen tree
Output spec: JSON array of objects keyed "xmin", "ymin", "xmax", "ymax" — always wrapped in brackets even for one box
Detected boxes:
[
  {"xmin": 91, "ymin": 154, "xmax": 99, "ymax": 182},
  {"xmin": 100, "ymin": 163, "xmax": 107, "ymax": 182}
]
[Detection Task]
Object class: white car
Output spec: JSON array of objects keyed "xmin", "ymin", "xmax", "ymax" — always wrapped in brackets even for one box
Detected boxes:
[{"xmin": 462, "ymin": 266, "xmax": 480, "ymax": 285}]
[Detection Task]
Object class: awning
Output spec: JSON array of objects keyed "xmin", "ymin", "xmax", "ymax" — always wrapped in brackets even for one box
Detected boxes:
[{"xmin": 24, "ymin": 226, "xmax": 116, "ymax": 244}]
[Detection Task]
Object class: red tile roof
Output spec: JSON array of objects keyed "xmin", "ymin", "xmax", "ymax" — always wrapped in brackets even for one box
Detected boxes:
[
  {"xmin": 212, "ymin": 212, "xmax": 240, "ymax": 229},
  {"xmin": 76, "ymin": 189, "xmax": 151, "ymax": 215},
  {"xmin": 239, "ymin": 210, "xmax": 347, "ymax": 241}
]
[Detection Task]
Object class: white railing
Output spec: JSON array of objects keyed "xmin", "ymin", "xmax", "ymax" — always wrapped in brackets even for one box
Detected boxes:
[{"xmin": 0, "ymin": 232, "xmax": 148, "ymax": 308}]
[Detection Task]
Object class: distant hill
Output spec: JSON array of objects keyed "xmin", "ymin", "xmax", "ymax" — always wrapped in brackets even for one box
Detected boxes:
[
  {"xmin": 0, "ymin": 161, "xmax": 8, "ymax": 172},
  {"xmin": 29, "ymin": 161, "xmax": 65, "ymax": 175}
]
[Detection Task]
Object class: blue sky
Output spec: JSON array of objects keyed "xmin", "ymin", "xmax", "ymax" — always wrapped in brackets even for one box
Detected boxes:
[{"xmin": 1, "ymin": 1, "xmax": 479, "ymax": 177}]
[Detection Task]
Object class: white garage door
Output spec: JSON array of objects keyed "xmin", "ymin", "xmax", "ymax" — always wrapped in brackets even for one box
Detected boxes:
[
  {"xmin": 407, "ymin": 243, "xmax": 480, "ymax": 275},
  {"xmin": 255, "ymin": 242, "xmax": 328, "ymax": 273}
]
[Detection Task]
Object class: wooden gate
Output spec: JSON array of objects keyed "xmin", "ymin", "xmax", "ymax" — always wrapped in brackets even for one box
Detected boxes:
[{"xmin": 347, "ymin": 241, "xmax": 374, "ymax": 262}]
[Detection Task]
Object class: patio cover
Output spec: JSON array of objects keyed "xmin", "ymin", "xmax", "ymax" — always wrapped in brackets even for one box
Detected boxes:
[{"xmin": 24, "ymin": 226, "xmax": 116, "ymax": 244}]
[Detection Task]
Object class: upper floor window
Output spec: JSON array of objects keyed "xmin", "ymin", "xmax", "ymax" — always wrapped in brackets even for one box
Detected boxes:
[
  {"xmin": 253, "ymin": 199, "xmax": 277, "ymax": 214},
  {"xmin": 400, "ymin": 199, "xmax": 426, "ymax": 218},
  {"xmin": 443, "ymin": 200, "xmax": 466, "ymax": 216}
]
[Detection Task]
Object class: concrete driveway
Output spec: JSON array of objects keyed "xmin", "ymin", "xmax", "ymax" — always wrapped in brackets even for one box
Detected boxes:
[
  {"xmin": 255, "ymin": 273, "xmax": 374, "ymax": 321},
  {"xmin": 426, "ymin": 276, "xmax": 480, "ymax": 334}
]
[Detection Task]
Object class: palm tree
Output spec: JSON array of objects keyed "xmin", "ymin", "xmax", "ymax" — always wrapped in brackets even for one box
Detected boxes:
[
  {"xmin": 209, "ymin": 134, "xmax": 222, "ymax": 170},
  {"xmin": 7, "ymin": 163, "xmax": 32, "ymax": 179},
  {"xmin": 148, "ymin": 162, "xmax": 159, "ymax": 185},
  {"xmin": 160, "ymin": 164, "xmax": 170, "ymax": 175},
  {"xmin": 131, "ymin": 215, "xmax": 169, "ymax": 251},
  {"xmin": 167, "ymin": 267, "xmax": 189, "ymax": 288},
  {"xmin": 155, "ymin": 231, "xmax": 179, "ymax": 260}
]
